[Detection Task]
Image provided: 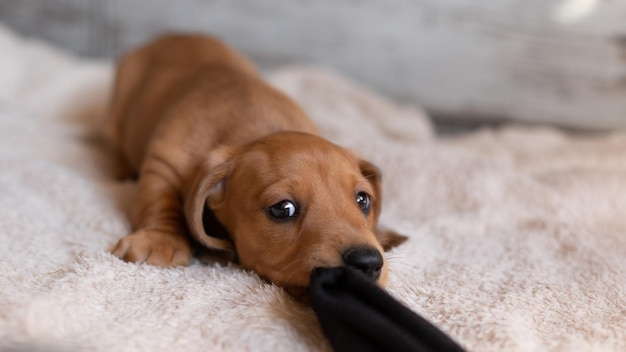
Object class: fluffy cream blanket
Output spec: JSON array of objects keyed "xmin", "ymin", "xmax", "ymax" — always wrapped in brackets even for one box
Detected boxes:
[{"xmin": 0, "ymin": 25, "xmax": 625, "ymax": 352}]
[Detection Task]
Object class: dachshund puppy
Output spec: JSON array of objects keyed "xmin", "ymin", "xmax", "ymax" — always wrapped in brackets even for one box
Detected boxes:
[{"xmin": 108, "ymin": 34, "xmax": 406, "ymax": 292}]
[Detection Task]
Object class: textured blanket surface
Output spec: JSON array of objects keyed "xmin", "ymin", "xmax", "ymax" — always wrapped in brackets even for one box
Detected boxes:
[{"xmin": 0, "ymin": 25, "xmax": 625, "ymax": 352}]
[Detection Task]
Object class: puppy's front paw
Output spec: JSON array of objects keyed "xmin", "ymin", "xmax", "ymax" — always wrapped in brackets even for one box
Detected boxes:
[{"xmin": 111, "ymin": 230, "xmax": 191, "ymax": 267}]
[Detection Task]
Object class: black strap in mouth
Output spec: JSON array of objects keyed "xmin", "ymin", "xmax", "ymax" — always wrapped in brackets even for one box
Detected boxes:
[{"xmin": 310, "ymin": 266, "xmax": 466, "ymax": 352}]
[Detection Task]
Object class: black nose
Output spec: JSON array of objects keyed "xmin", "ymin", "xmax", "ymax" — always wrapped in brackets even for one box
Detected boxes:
[{"xmin": 342, "ymin": 247, "xmax": 383, "ymax": 280}]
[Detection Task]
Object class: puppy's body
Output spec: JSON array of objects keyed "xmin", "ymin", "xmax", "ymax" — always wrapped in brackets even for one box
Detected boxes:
[
  {"xmin": 110, "ymin": 34, "xmax": 316, "ymax": 176},
  {"xmin": 109, "ymin": 34, "xmax": 405, "ymax": 290}
]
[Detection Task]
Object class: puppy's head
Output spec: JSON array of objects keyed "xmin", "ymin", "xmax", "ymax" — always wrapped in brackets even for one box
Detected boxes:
[{"xmin": 185, "ymin": 132, "xmax": 406, "ymax": 291}]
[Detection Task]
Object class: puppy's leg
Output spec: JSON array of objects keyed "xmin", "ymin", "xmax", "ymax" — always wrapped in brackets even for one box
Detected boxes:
[
  {"xmin": 106, "ymin": 49, "xmax": 148, "ymax": 180},
  {"xmin": 112, "ymin": 157, "xmax": 191, "ymax": 267}
]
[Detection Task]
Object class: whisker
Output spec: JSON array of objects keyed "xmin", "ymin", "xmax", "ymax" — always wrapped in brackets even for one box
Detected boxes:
[
  {"xmin": 363, "ymin": 172, "xmax": 380, "ymax": 179},
  {"xmin": 279, "ymin": 259, "xmax": 308, "ymax": 285}
]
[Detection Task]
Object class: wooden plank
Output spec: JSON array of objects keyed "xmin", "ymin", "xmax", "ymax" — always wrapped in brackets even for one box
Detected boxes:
[{"xmin": 0, "ymin": 0, "xmax": 624, "ymax": 129}]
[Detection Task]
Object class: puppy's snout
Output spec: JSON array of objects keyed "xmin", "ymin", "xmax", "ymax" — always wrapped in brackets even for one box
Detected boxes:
[{"xmin": 342, "ymin": 247, "xmax": 383, "ymax": 280}]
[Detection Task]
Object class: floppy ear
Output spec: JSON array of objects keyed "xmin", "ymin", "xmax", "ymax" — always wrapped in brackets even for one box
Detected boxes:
[
  {"xmin": 375, "ymin": 228, "xmax": 408, "ymax": 251},
  {"xmin": 359, "ymin": 159, "xmax": 408, "ymax": 251},
  {"xmin": 184, "ymin": 148, "xmax": 236, "ymax": 254}
]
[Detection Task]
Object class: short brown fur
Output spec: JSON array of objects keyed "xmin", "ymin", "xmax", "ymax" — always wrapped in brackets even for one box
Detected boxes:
[{"xmin": 109, "ymin": 34, "xmax": 406, "ymax": 290}]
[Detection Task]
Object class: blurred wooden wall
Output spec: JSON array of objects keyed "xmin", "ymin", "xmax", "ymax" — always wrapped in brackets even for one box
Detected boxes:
[{"xmin": 1, "ymin": 0, "xmax": 624, "ymax": 130}]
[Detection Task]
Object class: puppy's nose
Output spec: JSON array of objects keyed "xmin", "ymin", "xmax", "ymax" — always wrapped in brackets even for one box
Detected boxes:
[{"xmin": 342, "ymin": 247, "xmax": 383, "ymax": 280}]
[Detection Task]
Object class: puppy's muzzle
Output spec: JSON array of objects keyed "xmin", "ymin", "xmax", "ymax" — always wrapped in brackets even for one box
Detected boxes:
[{"xmin": 342, "ymin": 247, "xmax": 383, "ymax": 280}]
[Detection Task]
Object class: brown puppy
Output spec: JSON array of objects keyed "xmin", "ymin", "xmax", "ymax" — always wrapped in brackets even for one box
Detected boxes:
[{"xmin": 109, "ymin": 34, "xmax": 406, "ymax": 291}]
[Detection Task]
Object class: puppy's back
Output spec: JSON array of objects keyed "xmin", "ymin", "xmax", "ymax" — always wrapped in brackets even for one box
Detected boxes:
[
  {"xmin": 108, "ymin": 34, "xmax": 257, "ymax": 172},
  {"xmin": 130, "ymin": 34, "xmax": 256, "ymax": 74}
]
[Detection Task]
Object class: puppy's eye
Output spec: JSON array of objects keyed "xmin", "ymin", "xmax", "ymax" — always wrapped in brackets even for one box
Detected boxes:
[
  {"xmin": 268, "ymin": 200, "xmax": 298, "ymax": 220},
  {"xmin": 356, "ymin": 192, "xmax": 371, "ymax": 214}
]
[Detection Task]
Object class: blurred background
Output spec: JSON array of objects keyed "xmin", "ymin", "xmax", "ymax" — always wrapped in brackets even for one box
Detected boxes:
[{"xmin": 0, "ymin": 0, "xmax": 624, "ymax": 132}]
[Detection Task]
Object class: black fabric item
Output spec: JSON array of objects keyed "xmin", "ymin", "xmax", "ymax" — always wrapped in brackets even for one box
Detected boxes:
[{"xmin": 310, "ymin": 267, "xmax": 466, "ymax": 352}]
